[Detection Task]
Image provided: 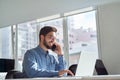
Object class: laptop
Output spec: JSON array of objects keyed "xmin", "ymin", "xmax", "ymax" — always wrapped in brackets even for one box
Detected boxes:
[{"xmin": 75, "ymin": 51, "xmax": 98, "ymax": 77}]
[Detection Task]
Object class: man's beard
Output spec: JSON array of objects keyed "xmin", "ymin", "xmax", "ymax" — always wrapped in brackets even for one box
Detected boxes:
[{"xmin": 43, "ymin": 39, "xmax": 51, "ymax": 49}]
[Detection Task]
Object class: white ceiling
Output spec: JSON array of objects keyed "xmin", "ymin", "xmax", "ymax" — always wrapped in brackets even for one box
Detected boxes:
[{"xmin": 0, "ymin": 0, "xmax": 119, "ymax": 28}]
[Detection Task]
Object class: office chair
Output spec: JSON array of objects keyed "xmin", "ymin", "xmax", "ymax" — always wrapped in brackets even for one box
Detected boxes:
[
  {"xmin": 95, "ymin": 59, "xmax": 108, "ymax": 75},
  {"xmin": 5, "ymin": 70, "xmax": 27, "ymax": 79},
  {"xmin": 68, "ymin": 64, "xmax": 78, "ymax": 75}
]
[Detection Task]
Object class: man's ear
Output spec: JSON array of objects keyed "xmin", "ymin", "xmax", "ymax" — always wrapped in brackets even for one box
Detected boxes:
[{"xmin": 40, "ymin": 35, "xmax": 44, "ymax": 41}]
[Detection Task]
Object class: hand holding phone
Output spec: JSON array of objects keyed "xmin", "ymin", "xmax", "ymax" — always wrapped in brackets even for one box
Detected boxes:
[
  {"xmin": 51, "ymin": 43, "xmax": 63, "ymax": 55},
  {"xmin": 51, "ymin": 44, "xmax": 56, "ymax": 51}
]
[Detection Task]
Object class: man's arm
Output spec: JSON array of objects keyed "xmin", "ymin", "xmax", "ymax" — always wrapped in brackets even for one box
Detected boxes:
[
  {"xmin": 53, "ymin": 43, "xmax": 74, "ymax": 76},
  {"xmin": 55, "ymin": 55, "xmax": 66, "ymax": 71},
  {"xmin": 56, "ymin": 55, "xmax": 74, "ymax": 76},
  {"xmin": 51, "ymin": 43, "xmax": 66, "ymax": 70}
]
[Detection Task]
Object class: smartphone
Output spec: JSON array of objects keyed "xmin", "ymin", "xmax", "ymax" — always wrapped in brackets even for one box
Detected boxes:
[{"xmin": 51, "ymin": 44, "xmax": 56, "ymax": 51}]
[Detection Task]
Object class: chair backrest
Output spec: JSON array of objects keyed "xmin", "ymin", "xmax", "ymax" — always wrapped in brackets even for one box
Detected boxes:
[
  {"xmin": 5, "ymin": 70, "xmax": 27, "ymax": 79},
  {"xmin": 5, "ymin": 70, "xmax": 18, "ymax": 79},
  {"xmin": 68, "ymin": 64, "xmax": 78, "ymax": 75},
  {"xmin": 95, "ymin": 59, "xmax": 108, "ymax": 75}
]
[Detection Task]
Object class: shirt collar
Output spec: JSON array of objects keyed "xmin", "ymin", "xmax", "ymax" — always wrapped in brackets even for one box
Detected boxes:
[{"xmin": 36, "ymin": 45, "xmax": 49, "ymax": 56}]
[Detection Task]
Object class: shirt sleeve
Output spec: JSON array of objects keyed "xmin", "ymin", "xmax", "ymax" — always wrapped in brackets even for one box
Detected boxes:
[
  {"xmin": 23, "ymin": 50, "xmax": 59, "ymax": 78},
  {"xmin": 55, "ymin": 55, "xmax": 66, "ymax": 71}
]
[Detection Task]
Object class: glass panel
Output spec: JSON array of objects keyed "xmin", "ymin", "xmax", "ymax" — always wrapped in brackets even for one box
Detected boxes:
[
  {"xmin": 67, "ymin": 11, "xmax": 98, "ymax": 66},
  {"xmin": 0, "ymin": 27, "xmax": 12, "ymax": 58},
  {"xmin": 38, "ymin": 18, "xmax": 64, "ymax": 55},
  {"xmin": 17, "ymin": 21, "xmax": 37, "ymax": 61}
]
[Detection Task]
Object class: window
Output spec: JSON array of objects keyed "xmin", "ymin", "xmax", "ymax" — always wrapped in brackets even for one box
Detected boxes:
[
  {"xmin": 67, "ymin": 10, "xmax": 98, "ymax": 66},
  {"xmin": 0, "ymin": 27, "xmax": 12, "ymax": 59},
  {"xmin": 17, "ymin": 21, "xmax": 38, "ymax": 61}
]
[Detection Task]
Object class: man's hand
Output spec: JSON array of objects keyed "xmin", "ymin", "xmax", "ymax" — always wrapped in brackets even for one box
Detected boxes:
[
  {"xmin": 58, "ymin": 70, "xmax": 74, "ymax": 77},
  {"xmin": 53, "ymin": 43, "xmax": 63, "ymax": 55}
]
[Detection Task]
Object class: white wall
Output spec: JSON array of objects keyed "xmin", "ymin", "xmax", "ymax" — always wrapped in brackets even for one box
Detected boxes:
[
  {"xmin": 98, "ymin": 2, "xmax": 120, "ymax": 74},
  {"xmin": 0, "ymin": 33, "xmax": 1, "ymax": 57}
]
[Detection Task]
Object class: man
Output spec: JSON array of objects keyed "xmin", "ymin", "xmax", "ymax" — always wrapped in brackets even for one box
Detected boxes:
[{"xmin": 22, "ymin": 26, "xmax": 74, "ymax": 78}]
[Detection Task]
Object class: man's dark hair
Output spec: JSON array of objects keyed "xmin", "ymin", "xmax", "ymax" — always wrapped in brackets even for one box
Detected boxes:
[{"xmin": 39, "ymin": 26, "xmax": 57, "ymax": 39}]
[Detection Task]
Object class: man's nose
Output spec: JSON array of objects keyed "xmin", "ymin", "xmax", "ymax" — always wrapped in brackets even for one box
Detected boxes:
[{"xmin": 51, "ymin": 37, "xmax": 55, "ymax": 42}]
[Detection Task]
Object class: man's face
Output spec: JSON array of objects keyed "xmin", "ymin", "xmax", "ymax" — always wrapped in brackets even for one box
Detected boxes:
[{"xmin": 43, "ymin": 32, "xmax": 56, "ymax": 49}]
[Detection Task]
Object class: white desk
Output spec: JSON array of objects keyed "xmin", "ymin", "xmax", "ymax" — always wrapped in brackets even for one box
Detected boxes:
[
  {"xmin": 82, "ymin": 74, "xmax": 120, "ymax": 80},
  {"xmin": 6, "ymin": 77, "xmax": 82, "ymax": 80},
  {"xmin": 5, "ymin": 75, "xmax": 120, "ymax": 80},
  {"xmin": 0, "ymin": 72, "xmax": 7, "ymax": 80}
]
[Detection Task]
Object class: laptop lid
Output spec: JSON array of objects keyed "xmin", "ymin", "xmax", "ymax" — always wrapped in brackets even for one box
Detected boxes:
[{"xmin": 75, "ymin": 51, "xmax": 98, "ymax": 76}]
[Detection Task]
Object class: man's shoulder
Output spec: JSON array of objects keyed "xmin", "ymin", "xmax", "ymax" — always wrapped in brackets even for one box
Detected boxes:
[{"xmin": 25, "ymin": 47, "xmax": 38, "ymax": 55}]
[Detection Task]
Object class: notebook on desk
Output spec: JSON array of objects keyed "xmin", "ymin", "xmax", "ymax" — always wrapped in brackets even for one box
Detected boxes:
[{"xmin": 75, "ymin": 51, "xmax": 98, "ymax": 77}]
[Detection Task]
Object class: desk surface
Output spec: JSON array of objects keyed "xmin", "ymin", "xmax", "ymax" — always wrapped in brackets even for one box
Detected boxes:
[
  {"xmin": 0, "ymin": 72, "xmax": 7, "ymax": 80},
  {"xmin": 5, "ymin": 75, "xmax": 120, "ymax": 80},
  {"xmin": 82, "ymin": 74, "xmax": 120, "ymax": 79}
]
